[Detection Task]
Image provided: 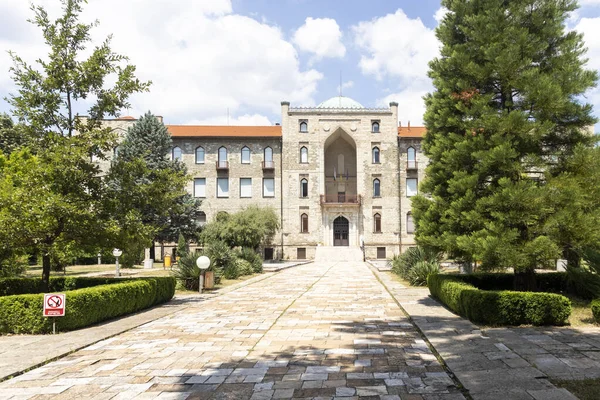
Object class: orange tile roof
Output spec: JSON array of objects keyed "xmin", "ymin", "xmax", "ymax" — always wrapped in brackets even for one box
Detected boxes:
[
  {"xmin": 398, "ymin": 126, "xmax": 426, "ymax": 138},
  {"xmin": 167, "ymin": 125, "xmax": 282, "ymax": 138}
]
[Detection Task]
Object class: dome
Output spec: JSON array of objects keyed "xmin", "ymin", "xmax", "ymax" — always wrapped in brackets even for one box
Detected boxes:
[{"xmin": 317, "ymin": 96, "xmax": 364, "ymax": 109}]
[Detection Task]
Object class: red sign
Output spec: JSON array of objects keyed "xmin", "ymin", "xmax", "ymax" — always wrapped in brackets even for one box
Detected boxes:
[{"xmin": 43, "ymin": 293, "xmax": 65, "ymax": 317}]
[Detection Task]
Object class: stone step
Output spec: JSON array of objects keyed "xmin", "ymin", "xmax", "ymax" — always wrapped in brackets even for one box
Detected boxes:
[{"xmin": 314, "ymin": 246, "xmax": 364, "ymax": 262}]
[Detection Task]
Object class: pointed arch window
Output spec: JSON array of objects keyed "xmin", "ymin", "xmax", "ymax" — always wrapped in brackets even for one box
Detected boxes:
[
  {"xmin": 374, "ymin": 213, "xmax": 382, "ymax": 233},
  {"xmin": 301, "ymin": 213, "xmax": 309, "ymax": 233},
  {"xmin": 218, "ymin": 146, "xmax": 228, "ymax": 168},
  {"xmin": 372, "ymin": 147, "xmax": 380, "ymax": 164},
  {"xmin": 407, "ymin": 147, "xmax": 416, "ymax": 169},
  {"xmin": 407, "ymin": 212, "xmax": 415, "ymax": 234},
  {"xmin": 198, "ymin": 211, "xmax": 207, "ymax": 226},
  {"xmin": 241, "ymin": 146, "xmax": 251, "ymax": 164},
  {"xmin": 172, "ymin": 146, "xmax": 182, "ymax": 161},
  {"xmin": 300, "ymin": 146, "xmax": 308, "ymax": 164},
  {"xmin": 373, "ymin": 178, "xmax": 381, "ymax": 197},
  {"xmin": 372, "ymin": 121, "xmax": 380, "ymax": 133},
  {"xmin": 300, "ymin": 178, "xmax": 308, "ymax": 198},
  {"xmin": 299, "ymin": 120, "xmax": 308, "ymax": 133},
  {"xmin": 195, "ymin": 146, "xmax": 205, "ymax": 164}
]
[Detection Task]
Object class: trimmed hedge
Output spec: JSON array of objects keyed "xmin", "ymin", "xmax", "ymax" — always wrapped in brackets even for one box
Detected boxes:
[
  {"xmin": 443, "ymin": 272, "xmax": 569, "ymax": 293},
  {"xmin": 428, "ymin": 274, "xmax": 571, "ymax": 326},
  {"xmin": 0, "ymin": 277, "xmax": 127, "ymax": 296},
  {"xmin": 592, "ymin": 299, "xmax": 600, "ymax": 323},
  {"xmin": 0, "ymin": 277, "xmax": 175, "ymax": 334}
]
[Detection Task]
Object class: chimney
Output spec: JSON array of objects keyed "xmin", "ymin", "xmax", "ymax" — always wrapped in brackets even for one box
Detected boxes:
[
  {"xmin": 408, "ymin": 121, "xmax": 411, "ymax": 131},
  {"xmin": 399, "ymin": 121, "xmax": 401, "ymax": 129}
]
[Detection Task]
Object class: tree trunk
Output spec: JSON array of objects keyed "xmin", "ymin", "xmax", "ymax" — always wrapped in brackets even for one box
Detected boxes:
[
  {"xmin": 149, "ymin": 243, "xmax": 155, "ymax": 261},
  {"xmin": 514, "ymin": 269, "xmax": 537, "ymax": 292},
  {"xmin": 42, "ymin": 253, "xmax": 51, "ymax": 289},
  {"xmin": 563, "ymin": 246, "xmax": 580, "ymax": 269}
]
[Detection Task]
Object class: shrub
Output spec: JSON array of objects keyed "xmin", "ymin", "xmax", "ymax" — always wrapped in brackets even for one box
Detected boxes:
[
  {"xmin": 437, "ymin": 272, "xmax": 569, "ymax": 293},
  {"xmin": 392, "ymin": 246, "xmax": 442, "ymax": 282},
  {"xmin": 236, "ymin": 247, "xmax": 263, "ymax": 273},
  {"xmin": 236, "ymin": 258, "xmax": 254, "ymax": 276},
  {"xmin": 171, "ymin": 252, "xmax": 201, "ymax": 291},
  {"xmin": 0, "ymin": 277, "xmax": 175, "ymax": 334},
  {"xmin": 204, "ymin": 241, "xmax": 234, "ymax": 282},
  {"xmin": 566, "ymin": 267, "xmax": 600, "ymax": 300},
  {"xmin": 592, "ymin": 299, "xmax": 600, "ymax": 323},
  {"xmin": 428, "ymin": 274, "xmax": 571, "ymax": 326},
  {"xmin": 407, "ymin": 261, "xmax": 439, "ymax": 286},
  {"xmin": 0, "ymin": 254, "xmax": 28, "ymax": 278},
  {"xmin": 0, "ymin": 276, "xmax": 131, "ymax": 296},
  {"xmin": 222, "ymin": 260, "xmax": 241, "ymax": 280}
]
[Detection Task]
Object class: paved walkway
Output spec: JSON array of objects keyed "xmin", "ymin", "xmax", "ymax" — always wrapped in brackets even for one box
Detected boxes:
[
  {"xmin": 375, "ymin": 269, "xmax": 600, "ymax": 400},
  {"xmin": 0, "ymin": 262, "xmax": 463, "ymax": 399}
]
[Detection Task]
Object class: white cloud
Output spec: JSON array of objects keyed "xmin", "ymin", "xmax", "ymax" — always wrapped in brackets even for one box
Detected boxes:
[
  {"xmin": 0, "ymin": 0, "xmax": 323, "ymax": 124},
  {"xmin": 434, "ymin": 7, "xmax": 449, "ymax": 24},
  {"xmin": 292, "ymin": 17, "xmax": 346, "ymax": 60},
  {"xmin": 379, "ymin": 85, "xmax": 429, "ymax": 126},
  {"xmin": 574, "ymin": 17, "xmax": 600, "ymax": 70},
  {"xmin": 353, "ymin": 10, "xmax": 439, "ymax": 81},
  {"xmin": 187, "ymin": 113, "xmax": 272, "ymax": 126},
  {"xmin": 353, "ymin": 9, "xmax": 439, "ymax": 126},
  {"xmin": 579, "ymin": 0, "xmax": 600, "ymax": 5}
]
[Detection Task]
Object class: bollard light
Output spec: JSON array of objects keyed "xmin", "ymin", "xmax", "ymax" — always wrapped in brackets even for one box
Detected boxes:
[
  {"xmin": 112, "ymin": 248, "xmax": 123, "ymax": 277},
  {"xmin": 196, "ymin": 256, "xmax": 211, "ymax": 293}
]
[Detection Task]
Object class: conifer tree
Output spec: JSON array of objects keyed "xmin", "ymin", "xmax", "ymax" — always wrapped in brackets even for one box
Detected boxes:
[
  {"xmin": 413, "ymin": 0, "xmax": 597, "ymax": 288},
  {"xmin": 108, "ymin": 112, "xmax": 201, "ymax": 263}
]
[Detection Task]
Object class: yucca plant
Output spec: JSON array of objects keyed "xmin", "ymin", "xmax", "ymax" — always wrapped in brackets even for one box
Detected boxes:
[
  {"xmin": 171, "ymin": 251, "xmax": 202, "ymax": 290},
  {"xmin": 392, "ymin": 246, "xmax": 443, "ymax": 282},
  {"xmin": 407, "ymin": 261, "xmax": 440, "ymax": 286}
]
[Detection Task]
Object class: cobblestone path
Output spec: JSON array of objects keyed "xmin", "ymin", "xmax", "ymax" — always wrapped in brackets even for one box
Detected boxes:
[{"xmin": 0, "ymin": 262, "xmax": 463, "ymax": 399}]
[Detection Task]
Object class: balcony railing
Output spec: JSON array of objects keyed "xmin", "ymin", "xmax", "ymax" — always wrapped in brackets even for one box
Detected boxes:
[
  {"xmin": 320, "ymin": 194, "xmax": 361, "ymax": 206},
  {"xmin": 262, "ymin": 160, "xmax": 275, "ymax": 170},
  {"xmin": 407, "ymin": 160, "xmax": 418, "ymax": 171},
  {"xmin": 216, "ymin": 161, "xmax": 229, "ymax": 170}
]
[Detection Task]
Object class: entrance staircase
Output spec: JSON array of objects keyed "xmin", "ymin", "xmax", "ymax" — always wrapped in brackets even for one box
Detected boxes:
[{"xmin": 314, "ymin": 246, "xmax": 364, "ymax": 262}]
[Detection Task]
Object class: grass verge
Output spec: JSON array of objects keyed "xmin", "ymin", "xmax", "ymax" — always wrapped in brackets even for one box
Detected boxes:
[{"xmin": 551, "ymin": 379, "xmax": 600, "ymax": 400}]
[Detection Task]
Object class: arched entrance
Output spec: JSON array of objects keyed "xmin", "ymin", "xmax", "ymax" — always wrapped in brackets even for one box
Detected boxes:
[{"xmin": 333, "ymin": 216, "xmax": 349, "ymax": 246}]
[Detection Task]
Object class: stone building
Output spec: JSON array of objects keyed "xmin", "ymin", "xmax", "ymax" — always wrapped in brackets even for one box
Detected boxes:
[{"xmin": 103, "ymin": 96, "xmax": 428, "ymax": 261}]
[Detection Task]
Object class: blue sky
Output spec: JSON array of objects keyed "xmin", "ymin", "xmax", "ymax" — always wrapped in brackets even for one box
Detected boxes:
[{"xmin": 1, "ymin": 0, "xmax": 600, "ymax": 129}]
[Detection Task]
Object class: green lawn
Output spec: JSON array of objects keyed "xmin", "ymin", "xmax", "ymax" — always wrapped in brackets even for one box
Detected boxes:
[
  {"xmin": 567, "ymin": 295, "xmax": 599, "ymax": 327},
  {"xmin": 25, "ymin": 263, "xmax": 175, "ymax": 278},
  {"xmin": 551, "ymin": 379, "xmax": 600, "ymax": 400}
]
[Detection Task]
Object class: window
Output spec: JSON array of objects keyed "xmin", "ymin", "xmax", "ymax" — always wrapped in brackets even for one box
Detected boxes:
[
  {"xmin": 300, "ymin": 213, "xmax": 309, "ymax": 233},
  {"xmin": 194, "ymin": 178, "xmax": 206, "ymax": 198},
  {"xmin": 240, "ymin": 178, "xmax": 252, "ymax": 198},
  {"xmin": 372, "ymin": 147, "xmax": 380, "ymax": 164},
  {"xmin": 372, "ymin": 121, "xmax": 380, "ymax": 133},
  {"xmin": 195, "ymin": 147, "xmax": 205, "ymax": 164},
  {"xmin": 264, "ymin": 146, "xmax": 273, "ymax": 167},
  {"xmin": 374, "ymin": 213, "xmax": 382, "ymax": 233},
  {"xmin": 297, "ymin": 248, "xmax": 307, "ymax": 259},
  {"xmin": 407, "ymin": 213, "xmax": 415, "ymax": 234},
  {"xmin": 241, "ymin": 146, "xmax": 251, "ymax": 164},
  {"xmin": 217, "ymin": 178, "xmax": 229, "ymax": 198},
  {"xmin": 299, "ymin": 120, "xmax": 308, "ymax": 133},
  {"xmin": 263, "ymin": 178, "xmax": 275, "ymax": 197},
  {"xmin": 198, "ymin": 211, "xmax": 207, "ymax": 226},
  {"xmin": 373, "ymin": 178, "xmax": 381, "ymax": 197},
  {"xmin": 300, "ymin": 146, "xmax": 308, "ymax": 163},
  {"xmin": 377, "ymin": 247, "xmax": 386, "ymax": 259},
  {"xmin": 407, "ymin": 147, "xmax": 416, "ymax": 169},
  {"xmin": 218, "ymin": 146, "xmax": 227, "ymax": 168},
  {"xmin": 406, "ymin": 178, "xmax": 418, "ymax": 197},
  {"xmin": 172, "ymin": 146, "xmax": 182, "ymax": 161},
  {"xmin": 300, "ymin": 178, "xmax": 308, "ymax": 198}
]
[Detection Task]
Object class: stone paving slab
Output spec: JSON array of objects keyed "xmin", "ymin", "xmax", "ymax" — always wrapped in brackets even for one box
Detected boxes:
[
  {"xmin": 0, "ymin": 273, "xmax": 275, "ymax": 382},
  {"xmin": 0, "ymin": 262, "xmax": 462, "ymax": 399},
  {"xmin": 373, "ymin": 268, "xmax": 600, "ymax": 400}
]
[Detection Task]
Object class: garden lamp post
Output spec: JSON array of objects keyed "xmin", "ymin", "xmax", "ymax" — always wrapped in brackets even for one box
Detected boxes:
[
  {"xmin": 113, "ymin": 248, "xmax": 123, "ymax": 277},
  {"xmin": 196, "ymin": 255, "xmax": 211, "ymax": 293}
]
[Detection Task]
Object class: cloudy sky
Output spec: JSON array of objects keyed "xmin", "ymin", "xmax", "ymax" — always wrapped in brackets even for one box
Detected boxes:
[{"xmin": 1, "ymin": 0, "xmax": 600, "ymax": 129}]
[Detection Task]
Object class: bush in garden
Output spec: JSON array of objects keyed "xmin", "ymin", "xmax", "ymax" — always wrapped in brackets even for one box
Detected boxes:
[
  {"xmin": 236, "ymin": 247, "xmax": 263, "ymax": 273},
  {"xmin": 407, "ymin": 261, "xmax": 439, "ymax": 286},
  {"xmin": 591, "ymin": 299, "xmax": 600, "ymax": 323},
  {"xmin": 171, "ymin": 252, "xmax": 202, "ymax": 291},
  {"xmin": 392, "ymin": 246, "xmax": 443, "ymax": 283}
]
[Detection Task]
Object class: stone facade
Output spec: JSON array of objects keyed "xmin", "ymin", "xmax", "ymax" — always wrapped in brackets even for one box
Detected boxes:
[{"xmin": 100, "ymin": 97, "xmax": 428, "ymax": 261}]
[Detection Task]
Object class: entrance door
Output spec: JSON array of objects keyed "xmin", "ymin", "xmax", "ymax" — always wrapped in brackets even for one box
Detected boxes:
[{"xmin": 333, "ymin": 216, "xmax": 349, "ymax": 246}]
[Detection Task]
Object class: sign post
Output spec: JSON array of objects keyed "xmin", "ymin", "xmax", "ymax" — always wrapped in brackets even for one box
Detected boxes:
[
  {"xmin": 113, "ymin": 248, "xmax": 123, "ymax": 277},
  {"xmin": 43, "ymin": 293, "xmax": 66, "ymax": 334}
]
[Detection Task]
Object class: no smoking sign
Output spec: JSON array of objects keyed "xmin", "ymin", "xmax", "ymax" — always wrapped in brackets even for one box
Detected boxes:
[{"xmin": 43, "ymin": 293, "xmax": 66, "ymax": 317}]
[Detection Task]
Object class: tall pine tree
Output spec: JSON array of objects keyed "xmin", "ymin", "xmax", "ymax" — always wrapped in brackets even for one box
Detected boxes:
[
  {"xmin": 108, "ymin": 112, "xmax": 201, "ymax": 263},
  {"xmin": 413, "ymin": 0, "xmax": 597, "ymax": 288}
]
